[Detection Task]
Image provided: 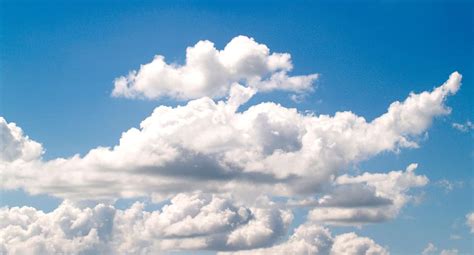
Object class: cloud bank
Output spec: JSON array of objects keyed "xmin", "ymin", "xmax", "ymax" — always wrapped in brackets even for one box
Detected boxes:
[
  {"xmin": 0, "ymin": 36, "xmax": 464, "ymax": 254},
  {"xmin": 1, "ymin": 71, "xmax": 460, "ymax": 203},
  {"xmin": 1, "ymin": 197, "xmax": 392, "ymax": 255},
  {"xmin": 0, "ymin": 193, "xmax": 293, "ymax": 254}
]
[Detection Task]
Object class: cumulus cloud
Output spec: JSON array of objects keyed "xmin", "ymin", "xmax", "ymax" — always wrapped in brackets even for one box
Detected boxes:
[
  {"xmin": 330, "ymin": 233, "xmax": 389, "ymax": 255},
  {"xmin": 0, "ymin": 193, "xmax": 292, "ymax": 254},
  {"xmin": 112, "ymin": 36, "xmax": 318, "ymax": 100},
  {"xmin": 306, "ymin": 164, "xmax": 428, "ymax": 226},
  {"xmin": 0, "ymin": 34, "xmax": 464, "ymax": 254},
  {"xmin": 466, "ymin": 212, "xmax": 474, "ymax": 233},
  {"xmin": 0, "ymin": 201, "xmax": 114, "ymax": 255},
  {"xmin": 219, "ymin": 224, "xmax": 388, "ymax": 255},
  {"xmin": 1, "ymin": 72, "xmax": 461, "ymax": 202},
  {"xmin": 0, "ymin": 117, "xmax": 43, "ymax": 162}
]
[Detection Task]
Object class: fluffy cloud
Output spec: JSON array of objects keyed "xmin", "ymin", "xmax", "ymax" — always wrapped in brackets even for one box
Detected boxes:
[
  {"xmin": 0, "ymin": 201, "xmax": 114, "ymax": 255},
  {"xmin": 466, "ymin": 212, "xmax": 474, "ymax": 233},
  {"xmin": 306, "ymin": 164, "xmax": 428, "ymax": 226},
  {"xmin": 219, "ymin": 224, "xmax": 388, "ymax": 255},
  {"xmin": 0, "ymin": 117, "xmax": 43, "ymax": 162},
  {"xmin": 112, "ymin": 36, "xmax": 318, "ymax": 100},
  {"xmin": 330, "ymin": 233, "xmax": 389, "ymax": 255},
  {"xmin": 0, "ymin": 34, "xmax": 464, "ymax": 254},
  {"xmin": 0, "ymin": 193, "xmax": 292, "ymax": 254},
  {"xmin": 1, "ymin": 72, "xmax": 461, "ymax": 202}
]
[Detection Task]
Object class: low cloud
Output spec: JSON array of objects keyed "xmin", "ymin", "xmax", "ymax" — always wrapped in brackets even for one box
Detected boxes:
[
  {"xmin": 1, "ymin": 72, "xmax": 461, "ymax": 202},
  {"xmin": 219, "ymin": 224, "xmax": 388, "ymax": 255},
  {"xmin": 0, "ymin": 34, "xmax": 464, "ymax": 254},
  {"xmin": 0, "ymin": 193, "xmax": 292, "ymax": 254},
  {"xmin": 112, "ymin": 36, "xmax": 318, "ymax": 100},
  {"xmin": 307, "ymin": 164, "xmax": 428, "ymax": 226}
]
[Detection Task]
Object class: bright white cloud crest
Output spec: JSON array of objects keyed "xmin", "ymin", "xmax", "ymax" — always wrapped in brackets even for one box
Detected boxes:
[
  {"xmin": 0, "ymin": 36, "xmax": 464, "ymax": 254},
  {"xmin": 0, "ymin": 193, "xmax": 292, "ymax": 254},
  {"xmin": 112, "ymin": 36, "xmax": 318, "ymax": 100}
]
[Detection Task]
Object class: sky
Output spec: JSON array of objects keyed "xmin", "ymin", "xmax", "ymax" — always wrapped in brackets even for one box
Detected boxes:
[{"xmin": 0, "ymin": 0, "xmax": 473, "ymax": 254}]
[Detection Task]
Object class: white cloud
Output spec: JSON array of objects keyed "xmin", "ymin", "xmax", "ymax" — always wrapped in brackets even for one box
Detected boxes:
[
  {"xmin": 0, "ymin": 201, "xmax": 114, "ymax": 255},
  {"xmin": 422, "ymin": 243, "xmax": 461, "ymax": 255},
  {"xmin": 0, "ymin": 193, "xmax": 292, "ymax": 254},
  {"xmin": 0, "ymin": 117, "xmax": 43, "ymax": 162},
  {"xmin": 466, "ymin": 212, "xmax": 474, "ymax": 233},
  {"xmin": 307, "ymin": 164, "xmax": 428, "ymax": 226},
  {"xmin": 219, "ymin": 224, "xmax": 388, "ymax": 255},
  {"xmin": 449, "ymin": 234, "xmax": 461, "ymax": 240},
  {"xmin": 452, "ymin": 120, "xmax": 474, "ymax": 132},
  {"xmin": 435, "ymin": 179, "xmax": 463, "ymax": 193},
  {"xmin": 422, "ymin": 243, "xmax": 438, "ymax": 255},
  {"xmin": 440, "ymin": 249, "xmax": 459, "ymax": 255},
  {"xmin": 0, "ymin": 33, "xmax": 464, "ymax": 254},
  {"xmin": 1, "ymin": 72, "xmax": 461, "ymax": 202},
  {"xmin": 331, "ymin": 232, "xmax": 389, "ymax": 255},
  {"xmin": 112, "ymin": 35, "xmax": 318, "ymax": 100}
]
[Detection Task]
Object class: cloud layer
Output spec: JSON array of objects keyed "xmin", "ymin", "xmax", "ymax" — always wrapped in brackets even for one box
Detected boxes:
[
  {"xmin": 220, "ymin": 224, "xmax": 388, "ymax": 255},
  {"xmin": 1, "ymin": 197, "xmax": 392, "ymax": 255},
  {"xmin": 0, "ymin": 35, "xmax": 465, "ymax": 254},
  {"xmin": 0, "ymin": 193, "xmax": 293, "ymax": 254},
  {"xmin": 1, "ymin": 72, "xmax": 461, "ymax": 204}
]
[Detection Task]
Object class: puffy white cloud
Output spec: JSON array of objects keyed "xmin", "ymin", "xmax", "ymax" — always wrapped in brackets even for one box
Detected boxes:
[
  {"xmin": 0, "ymin": 193, "xmax": 292, "ymax": 254},
  {"xmin": 466, "ymin": 212, "xmax": 474, "ymax": 233},
  {"xmin": 331, "ymin": 232, "xmax": 389, "ymax": 255},
  {"xmin": 112, "ymin": 35, "xmax": 318, "ymax": 100},
  {"xmin": 219, "ymin": 224, "xmax": 388, "ymax": 255},
  {"xmin": 0, "ymin": 201, "xmax": 114, "ymax": 255},
  {"xmin": 1, "ymin": 72, "xmax": 461, "ymax": 202},
  {"xmin": 306, "ymin": 164, "xmax": 428, "ymax": 226},
  {"xmin": 0, "ymin": 117, "xmax": 43, "ymax": 162}
]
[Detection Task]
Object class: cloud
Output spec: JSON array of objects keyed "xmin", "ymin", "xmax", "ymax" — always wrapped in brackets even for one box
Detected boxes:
[
  {"xmin": 306, "ymin": 164, "xmax": 428, "ymax": 226},
  {"xmin": 112, "ymin": 35, "xmax": 318, "ymax": 100},
  {"xmin": 449, "ymin": 234, "xmax": 461, "ymax": 240},
  {"xmin": 0, "ymin": 32, "xmax": 464, "ymax": 254},
  {"xmin": 0, "ymin": 201, "xmax": 114, "ymax": 255},
  {"xmin": 435, "ymin": 179, "xmax": 463, "ymax": 193},
  {"xmin": 0, "ymin": 193, "xmax": 292, "ymax": 254},
  {"xmin": 452, "ymin": 120, "xmax": 474, "ymax": 132},
  {"xmin": 466, "ymin": 212, "xmax": 474, "ymax": 233},
  {"xmin": 440, "ymin": 249, "xmax": 459, "ymax": 255},
  {"xmin": 1, "ymin": 72, "xmax": 461, "ymax": 202},
  {"xmin": 0, "ymin": 117, "xmax": 43, "ymax": 162},
  {"xmin": 219, "ymin": 224, "xmax": 388, "ymax": 255},
  {"xmin": 330, "ymin": 233, "xmax": 389, "ymax": 255},
  {"xmin": 422, "ymin": 243, "xmax": 438, "ymax": 255}
]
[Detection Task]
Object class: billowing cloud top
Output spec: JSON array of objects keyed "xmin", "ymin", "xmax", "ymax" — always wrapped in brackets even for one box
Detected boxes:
[
  {"xmin": 112, "ymin": 36, "xmax": 318, "ymax": 100},
  {"xmin": 0, "ymin": 117, "xmax": 43, "ymax": 162},
  {"xmin": 1, "ymin": 71, "xmax": 461, "ymax": 203},
  {"xmin": 0, "ymin": 35, "xmax": 464, "ymax": 254}
]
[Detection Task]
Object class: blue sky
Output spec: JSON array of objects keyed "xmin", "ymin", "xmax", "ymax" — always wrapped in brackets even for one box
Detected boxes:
[{"xmin": 1, "ymin": 1, "xmax": 473, "ymax": 254}]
